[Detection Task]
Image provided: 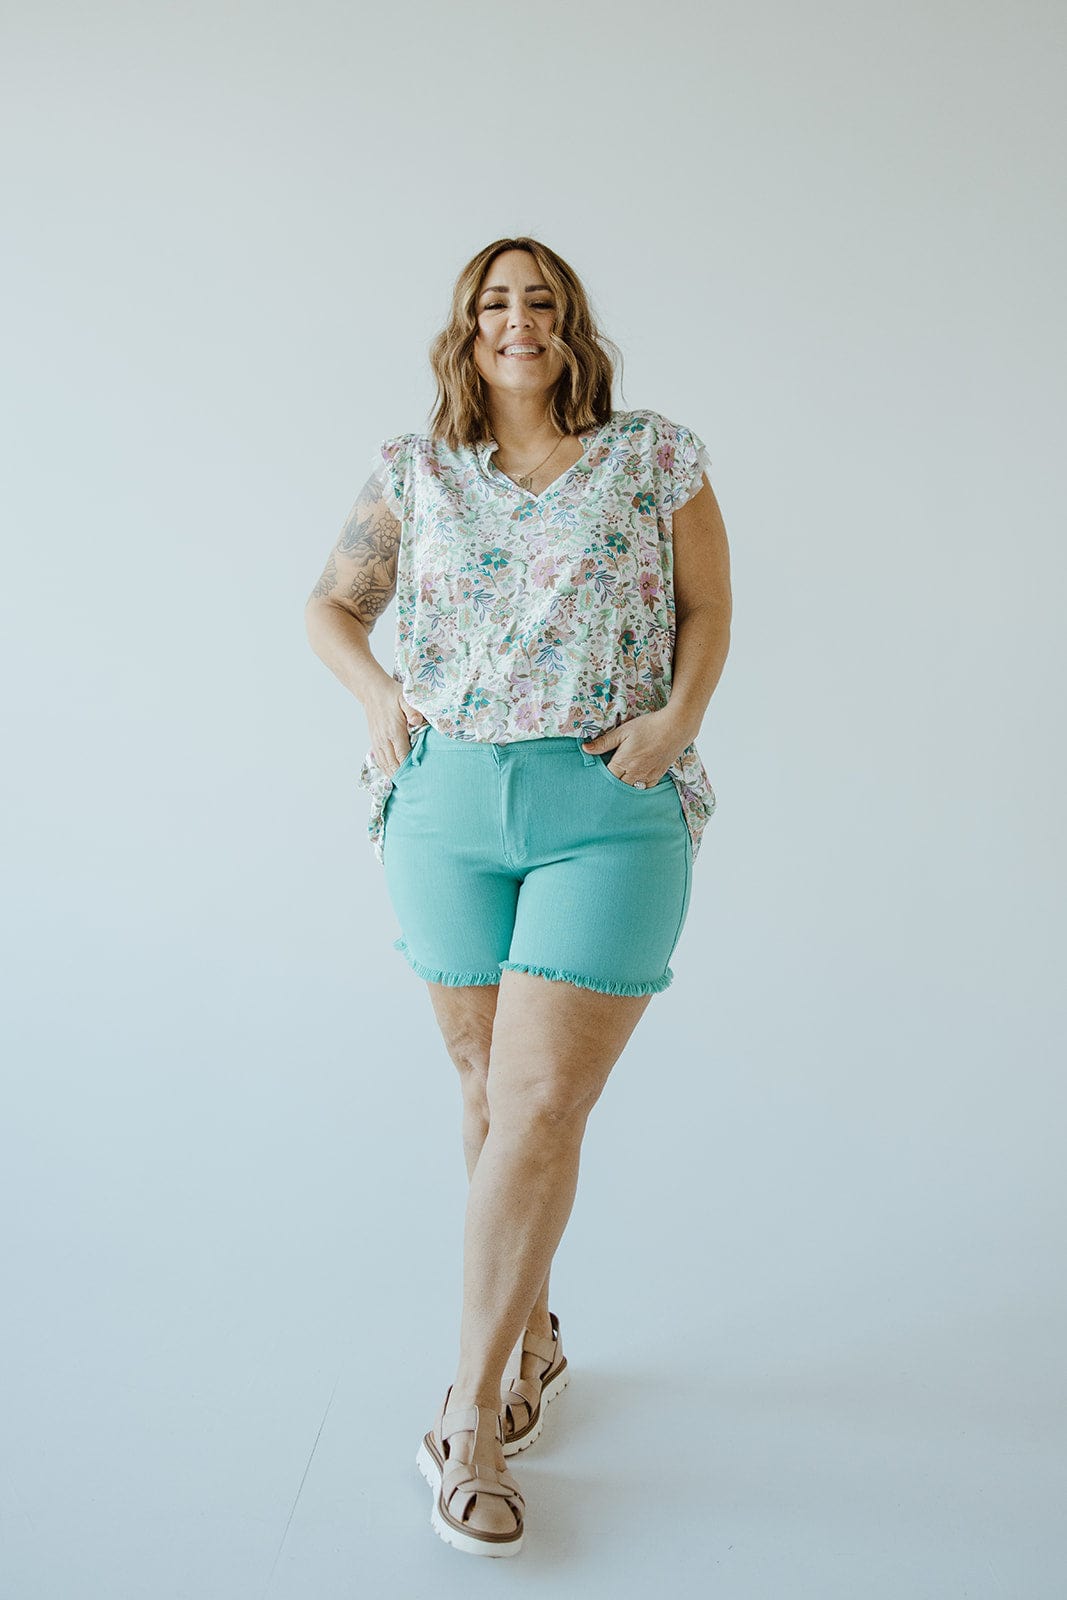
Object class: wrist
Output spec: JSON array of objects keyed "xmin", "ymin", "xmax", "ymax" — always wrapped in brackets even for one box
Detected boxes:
[
  {"xmin": 358, "ymin": 671, "xmax": 402, "ymax": 711},
  {"xmin": 658, "ymin": 700, "xmax": 702, "ymax": 747}
]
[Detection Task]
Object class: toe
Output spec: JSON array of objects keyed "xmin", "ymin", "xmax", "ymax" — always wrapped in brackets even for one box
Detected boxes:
[{"xmin": 465, "ymin": 1494, "xmax": 520, "ymax": 1537}]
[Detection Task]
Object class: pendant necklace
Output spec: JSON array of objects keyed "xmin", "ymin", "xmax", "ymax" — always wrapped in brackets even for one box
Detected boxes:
[{"xmin": 501, "ymin": 432, "xmax": 567, "ymax": 493}]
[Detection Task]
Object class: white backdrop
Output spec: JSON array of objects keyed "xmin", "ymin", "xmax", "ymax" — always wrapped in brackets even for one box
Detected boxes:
[{"xmin": 2, "ymin": 2, "xmax": 1064, "ymax": 1595}]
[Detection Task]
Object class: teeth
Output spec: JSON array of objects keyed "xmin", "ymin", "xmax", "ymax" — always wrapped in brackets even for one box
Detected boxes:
[{"xmin": 502, "ymin": 345, "xmax": 541, "ymax": 354}]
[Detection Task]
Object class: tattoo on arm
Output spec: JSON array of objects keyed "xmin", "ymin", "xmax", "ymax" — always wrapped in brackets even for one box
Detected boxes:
[
  {"xmin": 311, "ymin": 552, "xmax": 338, "ymax": 600},
  {"xmin": 310, "ymin": 476, "xmax": 401, "ymax": 624}
]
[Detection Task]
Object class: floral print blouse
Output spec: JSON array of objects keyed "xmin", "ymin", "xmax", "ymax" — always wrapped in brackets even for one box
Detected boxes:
[{"xmin": 356, "ymin": 407, "xmax": 717, "ymax": 866}]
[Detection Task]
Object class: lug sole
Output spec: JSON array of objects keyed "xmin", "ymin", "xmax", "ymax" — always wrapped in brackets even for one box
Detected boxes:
[
  {"xmin": 502, "ymin": 1362, "xmax": 570, "ymax": 1457},
  {"xmin": 415, "ymin": 1436, "xmax": 524, "ymax": 1558}
]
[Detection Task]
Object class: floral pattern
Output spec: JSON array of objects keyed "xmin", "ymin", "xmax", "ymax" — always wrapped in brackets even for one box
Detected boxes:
[{"xmin": 357, "ymin": 408, "xmax": 717, "ymax": 865}]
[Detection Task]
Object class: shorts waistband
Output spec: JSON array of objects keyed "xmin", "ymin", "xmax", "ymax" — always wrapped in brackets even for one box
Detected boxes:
[{"xmin": 419, "ymin": 726, "xmax": 600, "ymax": 765}]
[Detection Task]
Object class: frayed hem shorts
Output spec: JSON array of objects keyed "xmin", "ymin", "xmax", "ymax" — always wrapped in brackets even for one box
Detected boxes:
[{"xmin": 380, "ymin": 724, "xmax": 694, "ymax": 998}]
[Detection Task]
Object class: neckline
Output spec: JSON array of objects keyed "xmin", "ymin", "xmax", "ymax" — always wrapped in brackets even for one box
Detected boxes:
[{"xmin": 477, "ymin": 415, "xmax": 612, "ymax": 501}]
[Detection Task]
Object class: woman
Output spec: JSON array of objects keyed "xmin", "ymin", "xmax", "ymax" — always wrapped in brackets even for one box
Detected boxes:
[{"xmin": 304, "ymin": 236, "xmax": 732, "ymax": 1557}]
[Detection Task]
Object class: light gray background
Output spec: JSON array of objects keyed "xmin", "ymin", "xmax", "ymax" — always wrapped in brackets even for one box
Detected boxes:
[{"xmin": 2, "ymin": 2, "xmax": 1064, "ymax": 1596}]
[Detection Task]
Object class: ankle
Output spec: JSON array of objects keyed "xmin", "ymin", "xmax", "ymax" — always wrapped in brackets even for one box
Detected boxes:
[
  {"xmin": 526, "ymin": 1309, "xmax": 554, "ymax": 1340},
  {"xmin": 448, "ymin": 1384, "xmax": 502, "ymax": 1416}
]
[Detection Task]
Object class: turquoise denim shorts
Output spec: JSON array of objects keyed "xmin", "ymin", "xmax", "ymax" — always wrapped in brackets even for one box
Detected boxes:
[{"xmin": 380, "ymin": 724, "xmax": 693, "ymax": 997}]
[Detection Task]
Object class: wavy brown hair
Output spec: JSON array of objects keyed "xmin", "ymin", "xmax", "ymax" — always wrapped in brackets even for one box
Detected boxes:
[{"xmin": 427, "ymin": 237, "xmax": 624, "ymax": 450}]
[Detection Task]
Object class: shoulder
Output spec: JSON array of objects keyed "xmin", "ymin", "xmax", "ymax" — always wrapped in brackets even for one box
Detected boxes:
[
  {"xmin": 608, "ymin": 410, "xmax": 711, "ymax": 509},
  {"xmin": 609, "ymin": 409, "xmax": 693, "ymax": 451},
  {"xmin": 370, "ymin": 432, "xmax": 439, "ymax": 499},
  {"xmin": 375, "ymin": 430, "xmax": 424, "ymax": 466},
  {"xmin": 610, "ymin": 407, "xmax": 659, "ymax": 441},
  {"xmin": 377, "ymin": 431, "xmax": 473, "ymax": 474},
  {"xmin": 620, "ymin": 409, "xmax": 708, "ymax": 462}
]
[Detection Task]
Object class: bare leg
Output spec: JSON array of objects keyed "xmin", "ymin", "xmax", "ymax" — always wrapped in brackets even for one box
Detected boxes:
[
  {"xmin": 426, "ymin": 980, "xmax": 555, "ymax": 1362},
  {"xmin": 441, "ymin": 969, "xmax": 653, "ymax": 1533}
]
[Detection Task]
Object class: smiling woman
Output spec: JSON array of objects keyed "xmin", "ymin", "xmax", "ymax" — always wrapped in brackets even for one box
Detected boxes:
[
  {"xmin": 426, "ymin": 236, "xmax": 621, "ymax": 465},
  {"xmin": 303, "ymin": 233, "xmax": 731, "ymax": 1560}
]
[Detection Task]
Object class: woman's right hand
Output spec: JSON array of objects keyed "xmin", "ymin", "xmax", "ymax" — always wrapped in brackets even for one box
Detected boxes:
[{"xmin": 366, "ymin": 684, "xmax": 428, "ymax": 778}]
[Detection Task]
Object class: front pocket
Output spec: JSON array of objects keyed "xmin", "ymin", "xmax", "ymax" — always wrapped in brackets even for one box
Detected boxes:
[
  {"xmin": 390, "ymin": 722, "xmax": 432, "ymax": 782},
  {"xmin": 595, "ymin": 753, "xmax": 674, "ymax": 794},
  {"xmin": 390, "ymin": 745, "xmax": 416, "ymax": 781}
]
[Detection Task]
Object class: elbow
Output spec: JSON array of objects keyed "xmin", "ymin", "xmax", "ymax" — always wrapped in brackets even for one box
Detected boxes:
[
  {"xmin": 677, "ymin": 598, "xmax": 731, "ymax": 631},
  {"xmin": 304, "ymin": 595, "xmax": 330, "ymax": 652},
  {"xmin": 304, "ymin": 595, "xmax": 373, "ymax": 644}
]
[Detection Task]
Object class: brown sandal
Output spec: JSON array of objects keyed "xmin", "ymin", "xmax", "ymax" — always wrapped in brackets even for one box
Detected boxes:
[
  {"xmin": 502, "ymin": 1311, "xmax": 569, "ymax": 1456},
  {"xmin": 415, "ymin": 1386, "xmax": 525, "ymax": 1557}
]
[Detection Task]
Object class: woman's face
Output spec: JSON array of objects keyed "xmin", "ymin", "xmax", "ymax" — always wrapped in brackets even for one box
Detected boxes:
[{"xmin": 472, "ymin": 249, "xmax": 566, "ymax": 402}]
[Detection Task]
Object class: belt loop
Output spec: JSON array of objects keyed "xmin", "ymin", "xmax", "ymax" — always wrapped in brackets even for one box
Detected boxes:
[
  {"xmin": 410, "ymin": 724, "xmax": 429, "ymax": 764},
  {"xmin": 576, "ymin": 735, "xmax": 598, "ymax": 766}
]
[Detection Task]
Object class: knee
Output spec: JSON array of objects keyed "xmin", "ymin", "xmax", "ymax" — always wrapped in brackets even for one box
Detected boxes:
[
  {"xmin": 449, "ymin": 1045, "xmax": 490, "ymax": 1123},
  {"xmin": 488, "ymin": 1075, "xmax": 598, "ymax": 1142}
]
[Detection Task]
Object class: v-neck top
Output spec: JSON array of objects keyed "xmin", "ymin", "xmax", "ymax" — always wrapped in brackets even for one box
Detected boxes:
[
  {"xmin": 479, "ymin": 423, "xmax": 605, "ymax": 499},
  {"xmin": 356, "ymin": 407, "xmax": 717, "ymax": 866}
]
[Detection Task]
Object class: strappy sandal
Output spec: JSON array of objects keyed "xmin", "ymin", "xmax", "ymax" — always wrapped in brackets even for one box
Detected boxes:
[
  {"xmin": 502, "ymin": 1311, "xmax": 569, "ymax": 1456},
  {"xmin": 415, "ymin": 1386, "xmax": 525, "ymax": 1557}
]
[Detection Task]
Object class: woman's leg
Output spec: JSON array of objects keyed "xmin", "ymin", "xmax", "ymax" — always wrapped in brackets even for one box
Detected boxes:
[
  {"xmin": 442, "ymin": 968, "xmax": 653, "ymax": 1533},
  {"xmin": 426, "ymin": 980, "xmax": 556, "ymax": 1352}
]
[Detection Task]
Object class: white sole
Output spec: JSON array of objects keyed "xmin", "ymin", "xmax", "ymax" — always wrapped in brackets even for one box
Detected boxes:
[
  {"xmin": 415, "ymin": 1438, "xmax": 524, "ymax": 1558},
  {"xmin": 502, "ymin": 1364, "xmax": 570, "ymax": 1457}
]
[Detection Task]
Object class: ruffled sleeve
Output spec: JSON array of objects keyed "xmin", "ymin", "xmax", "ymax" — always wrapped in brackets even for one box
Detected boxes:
[
  {"xmin": 365, "ymin": 435, "xmax": 411, "ymax": 522},
  {"xmin": 659, "ymin": 415, "xmax": 712, "ymax": 511}
]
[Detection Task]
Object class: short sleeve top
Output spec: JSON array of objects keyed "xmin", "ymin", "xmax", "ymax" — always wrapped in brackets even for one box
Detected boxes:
[{"xmin": 356, "ymin": 407, "xmax": 717, "ymax": 865}]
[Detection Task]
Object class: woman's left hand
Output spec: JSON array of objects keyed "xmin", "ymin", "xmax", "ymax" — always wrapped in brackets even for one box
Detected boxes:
[{"xmin": 580, "ymin": 707, "xmax": 696, "ymax": 787}]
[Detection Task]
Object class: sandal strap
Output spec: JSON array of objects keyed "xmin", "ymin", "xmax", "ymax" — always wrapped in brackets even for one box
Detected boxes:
[
  {"xmin": 505, "ymin": 1374, "xmax": 540, "ymax": 1425},
  {"xmin": 442, "ymin": 1458, "xmax": 523, "ymax": 1504},
  {"xmin": 439, "ymin": 1402, "xmax": 481, "ymax": 1440},
  {"xmin": 441, "ymin": 1466, "xmax": 524, "ymax": 1531},
  {"xmin": 502, "ymin": 1312, "xmax": 565, "ymax": 1437},
  {"xmin": 521, "ymin": 1311, "xmax": 562, "ymax": 1369},
  {"xmin": 508, "ymin": 1374, "xmax": 542, "ymax": 1405},
  {"xmin": 440, "ymin": 1432, "xmax": 524, "ymax": 1531},
  {"xmin": 438, "ymin": 1394, "xmax": 505, "ymax": 1451},
  {"xmin": 521, "ymin": 1329, "xmax": 558, "ymax": 1366}
]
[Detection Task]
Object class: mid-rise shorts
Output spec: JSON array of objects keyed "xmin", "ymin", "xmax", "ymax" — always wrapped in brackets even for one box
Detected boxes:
[{"xmin": 380, "ymin": 724, "xmax": 693, "ymax": 997}]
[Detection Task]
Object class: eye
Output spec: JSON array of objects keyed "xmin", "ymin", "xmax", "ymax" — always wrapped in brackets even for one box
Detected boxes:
[{"xmin": 482, "ymin": 300, "xmax": 555, "ymax": 310}]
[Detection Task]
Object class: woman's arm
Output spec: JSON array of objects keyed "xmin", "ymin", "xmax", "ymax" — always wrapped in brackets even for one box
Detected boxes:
[
  {"xmin": 664, "ymin": 474, "xmax": 733, "ymax": 743},
  {"xmin": 304, "ymin": 475, "xmax": 402, "ymax": 706}
]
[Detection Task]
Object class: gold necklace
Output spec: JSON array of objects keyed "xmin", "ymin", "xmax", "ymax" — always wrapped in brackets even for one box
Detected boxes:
[{"xmin": 498, "ymin": 432, "xmax": 567, "ymax": 492}]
